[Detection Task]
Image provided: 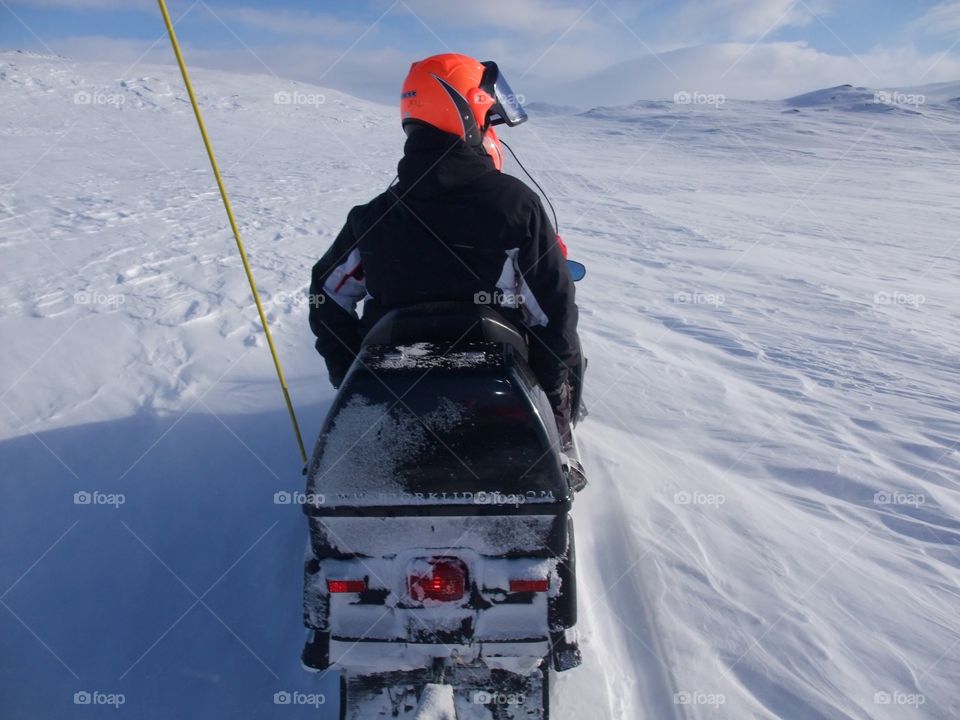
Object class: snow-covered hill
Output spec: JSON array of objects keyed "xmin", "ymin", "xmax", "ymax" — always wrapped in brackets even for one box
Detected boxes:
[{"xmin": 2, "ymin": 51, "xmax": 959, "ymax": 719}]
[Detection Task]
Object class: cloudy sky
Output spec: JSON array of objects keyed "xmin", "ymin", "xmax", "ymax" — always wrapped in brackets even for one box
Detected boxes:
[{"xmin": 2, "ymin": 0, "xmax": 958, "ymax": 106}]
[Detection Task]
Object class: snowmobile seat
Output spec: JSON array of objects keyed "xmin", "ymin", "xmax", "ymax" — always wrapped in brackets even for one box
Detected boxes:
[{"xmin": 361, "ymin": 301, "xmax": 528, "ymax": 360}]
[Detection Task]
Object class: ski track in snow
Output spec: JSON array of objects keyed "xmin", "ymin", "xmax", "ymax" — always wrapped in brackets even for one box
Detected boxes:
[{"xmin": 2, "ymin": 52, "xmax": 960, "ymax": 719}]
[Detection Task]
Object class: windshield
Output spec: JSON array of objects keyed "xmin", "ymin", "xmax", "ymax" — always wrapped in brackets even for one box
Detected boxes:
[{"xmin": 482, "ymin": 61, "xmax": 528, "ymax": 127}]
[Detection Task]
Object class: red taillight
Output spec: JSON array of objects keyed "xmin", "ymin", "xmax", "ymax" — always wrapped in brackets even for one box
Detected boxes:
[
  {"xmin": 327, "ymin": 579, "xmax": 366, "ymax": 593},
  {"xmin": 409, "ymin": 559, "xmax": 467, "ymax": 602},
  {"xmin": 509, "ymin": 578, "xmax": 549, "ymax": 593}
]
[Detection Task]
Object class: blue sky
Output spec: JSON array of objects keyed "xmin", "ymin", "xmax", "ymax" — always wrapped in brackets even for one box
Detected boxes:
[{"xmin": 2, "ymin": 0, "xmax": 958, "ymax": 104}]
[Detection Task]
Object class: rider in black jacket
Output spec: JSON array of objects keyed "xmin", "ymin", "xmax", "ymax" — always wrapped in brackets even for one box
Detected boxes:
[{"xmin": 309, "ymin": 53, "xmax": 582, "ymax": 443}]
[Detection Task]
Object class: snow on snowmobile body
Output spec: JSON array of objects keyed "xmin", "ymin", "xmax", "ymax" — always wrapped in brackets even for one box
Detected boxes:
[{"xmin": 300, "ymin": 302, "xmax": 581, "ymax": 719}]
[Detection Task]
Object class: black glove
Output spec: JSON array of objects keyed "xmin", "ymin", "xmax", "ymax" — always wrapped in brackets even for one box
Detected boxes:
[
  {"xmin": 570, "ymin": 356, "xmax": 587, "ymax": 424},
  {"xmin": 325, "ymin": 358, "xmax": 348, "ymax": 390}
]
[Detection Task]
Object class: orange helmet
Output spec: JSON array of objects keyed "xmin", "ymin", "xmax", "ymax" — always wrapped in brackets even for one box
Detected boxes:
[{"xmin": 400, "ymin": 53, "xmax": 528, "ymax": 171}]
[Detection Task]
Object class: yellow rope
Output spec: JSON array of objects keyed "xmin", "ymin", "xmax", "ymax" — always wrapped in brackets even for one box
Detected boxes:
[{"xmin": 157, "ymin": 0, "xmax": 308, "ymax": 464}]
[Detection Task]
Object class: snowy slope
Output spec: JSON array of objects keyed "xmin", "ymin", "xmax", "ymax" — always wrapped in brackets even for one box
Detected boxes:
[{"xmin": 2, "ymin": 51, "xmax": 959, "ymax": 719}]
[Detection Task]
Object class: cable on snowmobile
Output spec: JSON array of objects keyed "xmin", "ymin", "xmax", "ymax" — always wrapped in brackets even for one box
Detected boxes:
[
  {"xmin": 156, "ymin": 0, "xmax": 308, "ymax": 465},
  {"xmin": 500, "ymin": 138, "xmax": 560, "ymax": 233}
]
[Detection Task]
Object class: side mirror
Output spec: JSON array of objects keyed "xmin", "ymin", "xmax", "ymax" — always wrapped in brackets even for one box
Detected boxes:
[{"xmin": 567, "ymin": 260, "xmax": 586, "ymax": 281}]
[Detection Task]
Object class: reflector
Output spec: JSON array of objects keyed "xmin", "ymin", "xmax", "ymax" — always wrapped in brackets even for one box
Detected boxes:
[
  {"xmin": 509, "ymin": 578, "xmax": 549, "ymax": 593},
  {"xmin": 327, "ymin": 579, "xmax": 366, "ymax": 593}
]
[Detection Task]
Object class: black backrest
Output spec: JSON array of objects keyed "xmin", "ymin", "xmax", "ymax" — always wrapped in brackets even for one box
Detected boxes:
[{"xmin": 362, "ymin": 302, "xmax": 528, "ymax": 360}]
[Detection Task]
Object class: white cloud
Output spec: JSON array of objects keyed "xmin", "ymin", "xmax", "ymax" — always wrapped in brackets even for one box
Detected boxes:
[
  {"xmin": 660, "ymin": 0, "xmax": 833, "ymax": 42},
  {"xmin": 4, "ymin": 0, "xmax": 154, "ymax": 8},
  {"xmin": 400, "ymin": 0, "xmax": 590, "ymax": 35},
  {"xmin": 910, "ymin": 0, "xmax": 960, "ymax": 38},
  {"xmin": 5, "ymin": 2, "xmax": 370, "ymax": 37},
  {"xmin": 210, "ymin": 7, "xmax": 369, "ymax": 38}
]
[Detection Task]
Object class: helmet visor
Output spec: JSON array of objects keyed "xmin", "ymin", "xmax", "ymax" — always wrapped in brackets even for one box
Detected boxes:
[{"xmin": 481, "ymin": 61, "xmax": 528, "ymax": 127}]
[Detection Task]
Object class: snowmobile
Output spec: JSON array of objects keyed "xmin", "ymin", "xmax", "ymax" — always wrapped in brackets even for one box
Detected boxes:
[{"xmin": 300, "ymin": 294, "xmax": 586, "ymax": 719}]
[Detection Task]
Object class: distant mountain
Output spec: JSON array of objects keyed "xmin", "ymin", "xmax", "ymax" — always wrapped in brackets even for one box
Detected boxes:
[
  {"xmin": 783, "ymin": 84, "xmax": 898, "ymax": 113},
  {"xmin": 783, "ymin": 82, "xmax": 960, "ymax": 114}
]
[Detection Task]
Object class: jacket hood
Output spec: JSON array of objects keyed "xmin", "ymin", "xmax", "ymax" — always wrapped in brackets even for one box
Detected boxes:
[{"xmin": 396, "ymin": 125, "xmax": 495, "ymax": 199}]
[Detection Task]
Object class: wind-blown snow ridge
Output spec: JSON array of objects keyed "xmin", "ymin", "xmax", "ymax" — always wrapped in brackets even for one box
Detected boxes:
[{"xmin": 2, "ymin": 53, "xmax": 959, "ymax": 720}]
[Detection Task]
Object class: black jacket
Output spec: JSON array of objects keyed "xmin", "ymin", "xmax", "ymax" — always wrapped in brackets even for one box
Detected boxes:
[{"xmin": 309, "ymin": 126, "xmax": 581, "ymax": 402}]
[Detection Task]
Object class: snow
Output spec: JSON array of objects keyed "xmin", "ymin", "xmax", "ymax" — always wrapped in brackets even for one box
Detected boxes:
[
  {"xmin": 311, "ymin": 395, "xmax": 463, "ymax": 505},
  {"xmin": 370, "ymin": 343, "xmax": 499, "ymax": 371},
  {"xmin": 2, "ymin": 49, "xmax": 959, "ymax": 719},
  {"xmin": 411, "ymin": 683, "xmax": 456, "ymax": 720},
  {"xmin": 311, "ymin": 515, "xmax": 556, "ymax": 557}
]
